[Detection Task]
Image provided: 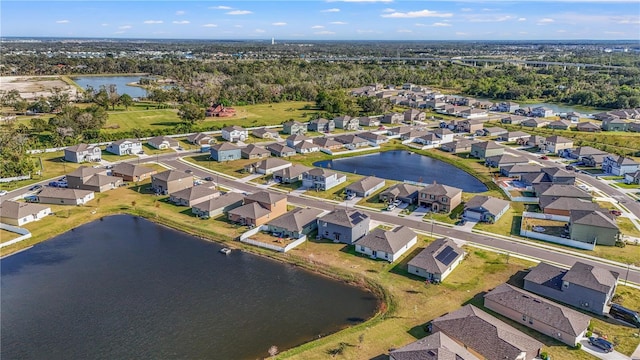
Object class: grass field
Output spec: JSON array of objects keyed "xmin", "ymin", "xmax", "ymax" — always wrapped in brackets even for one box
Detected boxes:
[
  {"xmin": 0, "ymin": 229, "xmax": 21, "ymax": 243},
  {"xmin": 0, "ymin": 151, "xmax": 85, "ymax": 191}
]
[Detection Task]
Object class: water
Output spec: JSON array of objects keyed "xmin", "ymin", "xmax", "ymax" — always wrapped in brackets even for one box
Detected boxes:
[
  {"xmin": 314, "ymin": 150, "xmax": 488, "ymax": 193},
  {"xmin": 72, "ymin": 76, "xmax": 149, "ymax": 98},
  {"xmin": 1, "ymin": 215, "xmax": 377, "ymax": 359}
]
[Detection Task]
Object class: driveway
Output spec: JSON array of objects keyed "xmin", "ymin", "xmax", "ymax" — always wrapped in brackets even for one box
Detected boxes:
[{"xmin": 580, "ymin": 338, "xmax": 630, "ymax": 360}]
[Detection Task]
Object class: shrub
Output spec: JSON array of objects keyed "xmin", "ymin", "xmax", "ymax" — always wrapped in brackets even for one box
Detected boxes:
[
  {"xmin": 540, "ymin": 351, "xmax": 549, "ymax": 360},
  {"xmin": 575, "ymin": 343, "xmax": 582, "ymax": 350},
  {"xmin": 586, "ymin": 330, "xmax": 593, "ymax": 337}
]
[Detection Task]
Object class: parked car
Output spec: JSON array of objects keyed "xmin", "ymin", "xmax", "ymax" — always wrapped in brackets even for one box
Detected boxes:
[
  {"xmin": 588, "ymin": 337, "xmax": 614, "ymax": 353},
  {"xmin": 204, "ymin": 176, "xmax": 214, "ymax": 182},
  {"xmin": 29, "ymin": 184, "xmax": 43, "ymax": 191},
  {"xmin": 0, "ymin": 190, "xmax": 7, "ymax": 196},
  {"xmin": 565, "ymin": 165, "xmax": 574, "ymax": 171},
  {"xmin": 609, "ymin": 303, "xmax": 640, "ymax": 328},
  {"xmin": 610, "ymin": 210, "xmax": 622, "ymax": 216},
  {"xmin": 386, "ymin": 204, "xmax": 397, "ymax": 211},
  {"xmin": 345, "ymin": 193, "xmax": 356, "ymax": 200},
  {"xmin": 185, "ymin": 169, "xmax": 193, "ymax": 173},
  {"xmin": 456, "ymin": 219, "xmax": 466, "ymax": 226},
  {"xmin": 539, "ymin": 156, "xmax": 549, "ymax": 160},
  {"xmin": 393, "ymin": 199, "xmax": 402, "ymax": 207}
]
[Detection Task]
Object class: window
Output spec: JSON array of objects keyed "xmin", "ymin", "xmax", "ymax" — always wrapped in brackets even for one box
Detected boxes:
[
  {"xmin": 522, "ymin": 314, "xmax": 527, "ymax": 322},
  {"xmin": 529, "ymin": 319, "xmax": 533, "ymax": 325}
]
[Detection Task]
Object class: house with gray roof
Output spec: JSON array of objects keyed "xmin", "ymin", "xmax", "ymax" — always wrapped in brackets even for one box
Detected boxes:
[
  {"xmin": 390, "ymin": 331, "xmax": 480, "ymax": 360},
  {"xmin": 106, "ymin": 139, "xmax": 143, "ymax": 156},
  {"xmin": 169, "ymin": 185, "xmax": 220, "ymax": 207},
  {"xmin": 0, "ymin": 200, "xmax": 51, "ymax": 226},
  {"xmin": 576, "ymin": 122, "xmax": 601, "ymax": 132},
  {"xmin": 482, "ymin": 126, "xmax": 508, "ymax": 137},
  {"xmin": 547, "ymin": 119, "xmax": 572, "ymax": 130},
  {"xmin": 570, "ymin": 209, "xmax": 620, "ymax": 246},
  {"xmin": 64, "ymin": 143, "xmax": 102, "ymax": 163},
  {"xmin": 418, "ymin": 183, "xmax": 463, "ymax": 213},
  {"xmin": 294, "ymin": 140, "xmax": 321, "ymax": 154},
  {"xmin": 407, "ymin": 237, "xmax": 465, "ymax": 282},
  {"xmin": 534, "ymin": 184, "xmax": 592, "ymax": 199},
  {"xmin": 345, "ymin": 176, "xmax": 385, "ymax": 198},
  {"xmin": 463, "ymin": 195, "xmax": 510, "ymax": 223},
  {"xmin": 266, "ymin": 207, "xmax": 324, "ymax": 239},
  {"xmin": 312, "ymin": 137, "xmax": 344, "ymax": 150},
  {"xmin": 241, "ymin": 144, "xmax": 271, "ymax": 160},
  {"xmin": 432, "ymin": 304, "xmax": 543, "ymax": 360},
  {"xmin": 470, "ymin": 141, "xmax": 504, "ymax": 159},
  {"xmin": 485, "ymin": 154, "xmax": 529, "ymax": 168},
  {"xmin": 186, "ymin": 132, "xmax": 214, "ymax": 146},
  {"xmin": 440, "ymin": 139, "xmax": 477, "ymax": 153},
  {"xmin": 583, "ymin": 153, "xmax": 610, "ymax": 168},
  {"xmin": 500, "ymin": 164, "xmax": 543, "ymax": 178},
  {"xmin": 151, "ymin": 170, "xmax": 193, "ymax": 195},
  {"xmin": 244, "ymin": 158, "xmax": 292, "ymax": 175},
  {"xmin": 334, "ymin": 134, "xmax": 369, "ymax": 150},
  {"xmin": 308, "ymin": 118, "xmax": 335, "ymax": 132},
  {"xmin": 302, "ymin": 168, "xmax": 347, "ymax": 191},
  {"xmin": 501, "ymin": 115, "xmax": 529, "ymax": 125},
  {"xmin": 543, "ymin": 135, "xmax": 573, "ymax": 154},
  {"xmin": 221, "ymin": 125, "xmax": 248, "ymax": 142},
  {"xmin": 272, "ymin": 164, "xmax": 310, "ymax": 184},
  {"xmin": 147, "ymin": 136, "xmax": 179, "ymax": 150},
  {"xmin": 191, "ymin": 192, "xmax": 244, "ymax": 219},
  {"xmin": 282, "ymin": 120, "xmax": 307, "ymax": 135},
  {"xmin": 358, "ymin": 116, "xmax": 380, "ymax": 127},
  {"xmin": 210, "ymin": 142, "xmax": 241, "ymax": 162},
  {"xmin": 66, "ymin": 166, "xmax": 123, "ymax": 193},
  {"xmin": 564, "ymin": 146, "xmax": 607, "ymax": 160},
  {"xmin": 111, "ymin": 163, "xmax": 156, "ymax": 183},
  {"xmin": 382, "ymin": 112, "xmax": 404, "ymax": 124},
  {"xmin": 333, "ymin": 115, "xmax": 359, "ymax": 130},
  {"xmin": 379, "ymin": 183, "xmax": 421, "ymax": 204},
  {"xmin": 266, "ymin": 143, "xmax": 296, "ymax": 157},
  {"xmin": 624, "ymin": 170, "xmax": 640, "ymax": 185},
  {"xmin": 36, "ymin": 187, "xmax": 95, "ymax": 205},
  {"xmin": 602, "ymin": 155, "xmax": 639, "ymax": 176},
  {"xmin": 521, "ymin": 167, "xmax": 576, "ymax": 187},
  {"xmin": 601, "ymin": 117, "xmax": 628, "ymax": 132},
  {"xmin": 498, "ymin": 131, "xmax": 531, "ymax": 142},
  {"xmin": 286, "ymin": 134, "xmax": 311, "ymax": 148},
  {"xmin": 317, "ymin": 209, "xmax": 370, "ymax": 244},
  {"xmin": 358, "ymin": 131, "xmax": 388, "ymax": 145},
  {"xmin": 484, "ymin": 283, "xmax": 591, "ymax": 346},
  {"xmin": 355, "ymin": 226, "xmax": 417, "ymax": 263},
  {"xmin": 252, "ymin": 127, "xmax": 279, "ymax": 140},
  {"xmin": 523, "ymin": 261, "xmax": 619, "ymax": 315}
]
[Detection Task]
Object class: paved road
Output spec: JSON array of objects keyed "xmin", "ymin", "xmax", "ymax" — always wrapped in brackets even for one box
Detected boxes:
[{"xmin": 580, "ymin": 337, "xmax": 631, "ymax": 360}]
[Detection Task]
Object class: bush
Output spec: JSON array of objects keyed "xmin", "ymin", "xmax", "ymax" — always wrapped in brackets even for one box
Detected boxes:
[
  {"xmin": 575, "ymin": 343, "xmax": 582, "ymax": 350},
  {"xmin": 540, "ymin": 351, "xmax": 549, "ymax": 360},
  {"xmin": 586, "ymin": 330, "xmax": 593, "ymax": 337},
  {"xmin": 587, "ymin": 321, "xmax": 594, "ymax": 331}
]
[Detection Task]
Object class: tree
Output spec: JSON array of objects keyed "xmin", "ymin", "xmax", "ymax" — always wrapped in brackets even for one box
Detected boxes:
[
  {"xmin": 178, "ymin": 103, "xmax": 205, "ymax": 124},
  {"xmin": 119, "ymin": 93, "xmax": 133, "ymax": 110},
  {"xmin": 93, "ymin": 88, "xmax": 110, "ymax": 110},
  {"xmin": 107, "ymin": 84, "xmax": 120, "ymax": 110},
  {"xmin": 48, "ymin": 87, "xmax": 70, "ymax": 112}
]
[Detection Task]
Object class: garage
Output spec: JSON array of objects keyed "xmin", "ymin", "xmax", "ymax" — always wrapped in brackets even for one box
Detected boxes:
[{"xmin": 464, "ymin": 209, "xmax": 483, "ymax": 221}]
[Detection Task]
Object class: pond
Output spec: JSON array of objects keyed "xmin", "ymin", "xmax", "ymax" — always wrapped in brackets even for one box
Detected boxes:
[
  {"xmin": 1, "ymin": 215, "xmax": 378, "ymax": 359},
  {"xmin": 72, "ymin": 76, "xmax": 149, "ymax": 98},
  {"xmin": 314, "ymin": 150, "xmax": 487, "ymax": 193}
]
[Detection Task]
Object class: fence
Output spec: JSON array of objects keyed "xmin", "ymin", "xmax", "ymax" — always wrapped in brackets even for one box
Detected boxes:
[
  {"xmin": 520, "ymin": 229, "xmax": 595, "ymax": 250},
  {"xmin": 0, "ymin": 175, "xmax": 31, "ymax": 183},
  {"xmin": 0, "ymin": 223, "xmax": 32, "ymax": 248},
  {"xmin": 239, "ymin": 225, "xmax": 307, "ymax": 252},
  {"xmin": 523, "ymin": 211, "xmax": 569, "ymax": 222}
]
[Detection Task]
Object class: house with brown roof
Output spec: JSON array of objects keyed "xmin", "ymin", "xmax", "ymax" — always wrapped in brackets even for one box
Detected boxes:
[
  {"xmin": 169, "ymin": 186, "xmax": 220, "ymax": 207},
  {"xmin": 243, "ymin": 158, "xmax": 292, "ymax": 175},
  {"xmin": 294, "ymin": 140, "xmax": 321, "ymax": 154},
  {"xmin": 308, "ymin": 118, "xmax": 335, "ymax": 132},
  {"xmin": 470, "ymin": 141, "xmax": 504, "ymax": 159},
  {"xmin": 266, "ymin": 143, "xmax": 296, "ymax": 157},
  {"xmin": 539, "ymin": 197, "xmax": 601, "ymax": 217},
  {"xmin": 312, "ymin": 137, "xmax": 344, "ymax": 150},
  {"xmin": 407, "ymin": 237, "xmax": 465, "ymax": 282},
  {"xmin": 390, "ymin": 332, "xmax": 480, "ymax": 360},
  {"xmin": 357, "ymin": 132, "xmax": 388, "ymax": 145},
  {"xmin": 458, "ymin": 118, "xmax": 484, "ymax": 133},
  {"xmin": 272, "ymin": 164, "xmax": 311, "ymax": 184},
  {"xmin": 191, "ymin": 192, "xmax": 244, "ymax": 219},
  {"xmin": 404, "ymin": 109, "xmax": 426, "ymax": 123},
  {"xmin": 317, "ymin": 209, "xmax": 370, "ymax": 244},
  {"xmin": 345, "ymin": 176, "xmax": 385, "ymax": 198},
  {"xmin": 463, "ymin": 195, "xmax": 510, "ymax": 223},
  {"xmin": 151, "ymin": 170, "xmax": 193, "ymax": 195},
  {"xmin": 485, "ymin": 154, "xmax": 529, "ymax": 168},
  {"xmin": 111, "ymin": 163, "xmax": 156, "ymax": 182},
  {"xmin": 334, "ymin": 134, "xmax": 369, "ymax": 149},
  {"xmin": 36, "ymin": 187, "xmax": 95, "ymax": 205},
  {"xmin": 241, "ymin": 144, "xmax": 271, "ymax": 160},
  {"xmin": 0, "ymin": 200, "xmax": 51, "ymax": 226},
  {"xmin": 64, "ymin": 143, "xmax": 102, "ymax": 163},
  {"xmin": 523, "ymin": 262, "xmax": 619, "ymax": 315},
  {"xmin": 147, "ymin": 136, "xmax": 179, "ymax": 150},
  {"xmin": 285, "ymin": 134, "xmax": 311, "ymax": 148},
  {"xmin": 570, "ymin": 209, "xmax": 620, "ymax": 246},
  {"xmin": 576, "ymin": 122, "xmax": 601, "ymax": 132},
  {"xmin": 265, "ymin": 207, "xmax": 324, "ymax": 239},
  {"xmin": 382, "ymin": 112, "xmax": 404, "ymax": 124},
  {"xmin": 418, "ymin": 183, "xmax": 462, "ymax": 213},
  {"xmin": 228, "ymin": 191, "xmax": 287, "ymax": 227},
  {"xmin": 355, "ymin": 226, "xmax": 417, "ymax": 263},
  {"xmin": 484, "ymin": 284, "xmax": 591, "ymax": 346},
  {"xmin": 379, "ymin": 183, "xmax": 421, "ymax": 204},
  {"xmin": 543, "ymin": 135, "xmax": 573, "ymax": 154},
  {"xmin": 66, "ymin": 166, "xmax": 123, "ymax": 192},
  {"xmin": 357, "ymin": 116, "xmax": 380, "ymax": 127},
  {"xmin": 431, "ymin": 304, "xmax": 543, "ymax": 360},
  {"xmin": 252, "ymin": 127, "xmax": 279, "ymax": 140},
  {"xmin": 186, "ymin": 132, "xmax": 214, "ymax": 146}
]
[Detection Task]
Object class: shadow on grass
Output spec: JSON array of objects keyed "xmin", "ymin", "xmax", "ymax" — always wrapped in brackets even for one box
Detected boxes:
[
  {"xmin": 150, "ymin": 121, "xmax": 182, "ymax": 127},
  {"xmin": 389, "ymin": 247, "xmax": 426, "ymax": 280},
  {"xmin": 370, "ymin": 354, "xmax": 389, "ymax": 360},
  {"xmin": 511, "ymin": 215, "xmax": 523, "ymax": 236},
  {"xmin": 506, "ymin": 269, "xmax": 530, "ymax": 288},
  {"xmin": 127, "ymin": 183, "xmax": 157, "ymax": 195}
]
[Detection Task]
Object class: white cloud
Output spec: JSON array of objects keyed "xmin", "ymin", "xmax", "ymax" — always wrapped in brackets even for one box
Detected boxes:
[
  {"xmin": 101, "ymin": 23, "xmax": 109, "ymax": 26},
  {"xmin": 432, "ymin": 22, "xmax": 451, "ymax": 27},
  {"xmin": 272, "ymin": 22, "xmax": 287, "ymax": 26},
  {"xmin": 557, "ymin": 29, "xmax": 567, "ymax": 33},
  {"xmin": 382, "ymin": 8, "xmax": 395, "ymax": 13},
  {"xmin": 119, "ymin": 25, "xmax": 132, "ymax": 30},
  {"xmin": 175, "ymin": 10, "xmax": 185, "ymax": 15},
  {"xmin": 537, "ymin": 18, "xmax": 554, "ymax": 25},
  {"xmin": 255, "ymin": 29, "xmax": 266, "ymax": 33},
  {"xmin": 314, "ymin": 30, "xmax": 336, "ymax": 35},
  {"xmin": 321, "ymin": 8, "xmax": 340, "ymax": 12},
  {"xmin": 234, "ymin": 25, "xmax": 243, "ymax": 28},
  {"xmin": 382, "ymin": 9, "xmax": 453, "ymax": 18},
  {"xmin": 414, "ymin": 23, "xmax": 427, "ymax": 27},
  {"xmin": 172, "ymin": 20, "xmax": 190, "ymax": 24},
  {"xmin": 210, "ymin": 6, "xmax": 232, "ymax": 10},
  {"xmin": 461, "ymin": 8, "xmax": 472, "ymax": 12},
  {"xmin": 467, "ymin": 15, "xmax": 514, "ymax": 23},
  {"xmin": 227, "ymin": 10, "xmax": 252, "ymax": 15},
  {"xmin": 311, "ymin": 25, "xmax": 325, "ymax": 29},
  {"xmin": 330, "ymin": 21, "xmax": 348, "ymax": 25},
  {"xmin": 203, "ymin": 24, "xmax": 218, "ymax": 27},
  {"xmin": 144, "ymin": 20, "xmax": 163, "ymax": 24},
  {"xmin": 56, "ymin": 20, "xmax": 69, "ymax": 24},
  {"xmin": 518, "ymin": 17, "xmax": 527, "ymax": 21},
  {"xmin": 397, "ymin": 29, "xmax": 412, "ymax": 33}
]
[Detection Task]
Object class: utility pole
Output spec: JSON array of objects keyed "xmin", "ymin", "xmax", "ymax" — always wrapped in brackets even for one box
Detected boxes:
[
  {"xmin": 430, "ymin": 212, "xmax": 434, "ymax": 237},
  {"xmin": 625, "ymin": 263, "xmax": 630, "ymax": 285}
]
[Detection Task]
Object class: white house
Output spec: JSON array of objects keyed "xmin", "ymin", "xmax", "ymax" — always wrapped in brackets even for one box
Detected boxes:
[
  {"xmin": 602, "ymin": 155, "xmax": 640, "ymax": 176},
  {"xmin": 431, "ymin": 128, "xmax": 455, "ymax": 143},
  {"xmin": 221, "ymin": 125, "xmax": 248, "ymax": 142},
  {"xmin": 147, "ymin": 136, "xmax": 178, "ymax": 150},
  {"xmin": 355, "ymin": 226, "xmax": 417, "ymax": 263},
  {"xmin": 106, "ymin": 139, "xmax": 143, "ymax": 156},
  {"xmin": 0, "ymin": 201, "xmax": 51, "ymax": 226}
]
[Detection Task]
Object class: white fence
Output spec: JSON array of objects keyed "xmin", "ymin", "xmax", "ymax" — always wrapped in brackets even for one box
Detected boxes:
[
  {"xmin": 0, "ymin": 174, "xmax": 31, "ymax": 183},
  {"xmin": 239, "ymin": 225, "xmax": 307, "ymax": 252},
  {"xmin": 520, "ymin": 229, "xmax": 595, "ymax": 250},
  {"xmin": 0, "ymin": 223, "xmax": 32, "ymax": 248},
  {"xmin": 523, "ymin": 211, "xmax": 569, "ymax": 222}
]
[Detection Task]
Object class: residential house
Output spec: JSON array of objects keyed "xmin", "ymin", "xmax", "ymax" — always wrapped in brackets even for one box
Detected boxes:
[
  {"xmin": 496, "ymin": 101, "xmax": 521, "ymax": 113},
  {"xmin": 414, "ymin": 133, "xmax": 442, "ymax": 147},
  {"xmin": 601, "ymin": 118, "xmax": 628, "ymax": 132},
  {"xmin": 440, "ymin": 139, "xmax": 478, "ymax": 153},
  {"xmin": 400, "ymin": 129, "xmax": 430, "ymax": 142},
  {"xmin": 522, "ymin": 135, "xmax": 546, "ymax": 148},
  {"xmin": 543, "ymin": 135, "xmax": 574, "ymax": 154},
  {"xmin": 151, "ymin": 170, "xmax": 193, "ymax": 195},
  {"xmin": 266, "ymin": 143, "xmax": 296, "ymax": 157},
  {"xmin": 389, "ymin": 332, "xmax": 480, "ymax": 360},
  {"xmin": 191, "ymin": 192, "xmax": 244, "ymax": 219},
  {"xmin": 602, "ymin": 155, "xmax": 640, "ymax": 175},
  {"xmin": 624, "ymin": 170, "xmax": 640, "ymax": 185},
  {"xmin": 539, "ymin": 197, "xmax": 600, "ymax": 217},
  {"xmin": 244, "ymin": 158, "xmax": 292, "ymax": 175},
  {"xmin": 484, "ymin": 284, "xmax": 591, "ymax": 347},
  {"xmin": 358, "ymin": 116, "xmax": 380, "ymax": 127},
  {"xmin": 628, "ymin": 122, "xmax": 640, "ymax": 132},
  {"xmin": 286, "ymin": 134, "xmax": 311, "ymax": 148},
  {"xmin": 241, "ymin": 144, "xmax": 271, "ymax": 160},
  {"xmin": 210, "ymin": 142, "xmax": 242, "ymax": 162},
  {"xmin": 252, "ymin": 127, "xmax": 279, "ymax": 140},
  {"xmin": 205, "ymin": 103, "xmax": 235, "ymax": 117},
  {"xmin": 404, "ymin": 109, "xmax": 425, "ymax": 123},
  {"xmin": 485, "ymin": 154, "xmax": 529, "ymax": 168},
  {"xmin": 186, "ymin": 132, "xmax": 214, "ymax": 146},
  {"xmin": 482, "ymin": 126, "xmax": 508, "ymax": 137},
  {"xmin": 357, "ymin": 132, "xmax": 388, "ymax": 145},
  {"xmin": 458, "ymin": 118, "xmax": 484, "ymax": 133},
  {"xmin": 461, "ymin": 108, "xmax": 488, "ymax": 119},
  {"xmin": 302, "ymin": 168, "xmax": 347, "ymax": 191},
  {"xmin": 407, "ymin": 237, "xmax": 465, "ymax": 282},
  {"xmin": 0, "ymin": 201, "xmax": 51, "ymax": 226},
  {"xmin": 64, "ymin": 143, "xmax": 101, "ymax": 163},
  {"xmin": 272, "ymin": 164, "xmax": 310, "ymax": 184},
  {"xmin": 228, "ymin": 191, "xmax": 287, "ymax": 227},
  {"xmin": 431, "ymin": 128, "xmax": 455, "ymax": 143},
  {"xmin": 147, "ymin": 136, "xmax": 178, "ymax": 150},
  {"xmin": 265, "ymin": 207, "xmax": 324, "ymax": 239},
  {"xmin": 418, "ymin": 182, "xmax": 463, "ymax": 213},
  {"xmin": 308, "ymin": 118, "xmax": 335, "ymax": 132},
  {"xmin": 523, "ymin": 262, "xmax": 619, "ymax": 315},
  {"xmin": 501, "ymin": 115, "xmax": 529, "ymax": 125},
  {"xmin": 312, "ymin": 137, "xmax": 344, "ymax": 150},
  {"xmin": 282, "ymin": 120, "xmax": 307, "ymax": 135},
  {"xmin": 379, "ymin": 183, "xmax": 421, "ymax": 204},
  {"xmin": 547, "ymin": 120, "xmax": 572, "ymax": 130},
  {"xmin": 431, "ymin": 305, "xmax": 543, "ymax": 360},
  {"xmin": 334, "ymin": 115, "xmax": 359, "ymax": 130},
  {"xmin": 498, "ymin": 131, "xmax": 530, "ymax": 142},
  {"xmin": 470, "ymin": 141, "xmax": 504, "ymax": 159},
  {"xmin": 106, "ymin": 139, "xmax": 143, "ymax": 156},
  {"xmin": 566, "ymin": 111, "xmax": 582, "ymax": 122},
  {"xmin": 463, "ymin": 195, "xmax": 510, "ymax": 223},
  {"xmin": 36, "ymin": 187, "xmax": 94, "ymax": 205},
  {"xmin": 522, "ymin": 118, "xmax": 550, "ymax": 128},
  {"xmin": 221, "ymin": 125, "xmax": 248, "ymax": 142},
  {"xmin": 564, "ymin": 146, "xmax": 607, "ymax": 160},
  {"xmin": 111, "ymin": 163, "xmax": 156, "ymax": 182},
  {"xmin": 355, "ymin": 226, "xmax": 417, "ymax": 263},
  {"xmin": 576, "ymin": 122, "xmax": 601, "ymax": 132},
  {"xmin": 583, "ymin": 153, "xmax": 609, "ymax": 168},
  {"xmin": 66, "ymin": 166, "xmax": 123, "ymax": 192},
  {"xmin": 531, "ymin": 106, "xmax": 554, "ymax": 118},
  {"xmin": 169, "ymin": 186, "xmax": 220, "ymax": 207},
  {"xmin": 534, "ymin": 183, "xmax": 592, "ymax": 199},
  {"xmin": 294, "ymin": 141, "xmax": 321, "ymax": 154},
  {"xmin": 345, "ymin": 176, "xmax": 385, "ymax": 198},
  {"xmin": 382, "ymin": 112, "xmax": 404, "ymax": 124},
  {"xmin": 334, "ymin": 134, "xmax": 369, "ymax": 149},
  {"xmin": 500, "ymin": 164, "xmax": 543, "ymax": 178},
  {"xmin": 523, "ymin": 167, "xmax": 576, "ymax": 186},
  {"xmin": 570, "ymin": 209, "xmax": 620, "ymax": 246},
  {"xmin": 387, "ymin": 126, "xmax": 414, "ymax": 138},
  {"xmin": 317, "ymin": 209, "xmax": 370, "ymax": 244}
]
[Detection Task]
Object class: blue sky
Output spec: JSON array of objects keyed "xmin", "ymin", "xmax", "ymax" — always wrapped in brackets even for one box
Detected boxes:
[{"xmin": 2, "ymin": 1, "xmax": 639, "ymax": 40}]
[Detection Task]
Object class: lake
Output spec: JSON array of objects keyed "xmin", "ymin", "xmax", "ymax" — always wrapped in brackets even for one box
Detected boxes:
[
  {"xmin": 314, "ymin": 150, "xmax": 487, "ymax": 193},
  {"xmin": 72, "ymin": 76, "xmax": 149, "ymax": 98},
  {"xmin": 1, "ymin": 215, "xmax": 378, "ymax": 359}
]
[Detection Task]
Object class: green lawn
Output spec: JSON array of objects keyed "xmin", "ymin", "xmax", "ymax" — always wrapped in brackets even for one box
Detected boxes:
[
  {"xmin": 356, "ymin": 183, "xmax": 397, "ymax": 210},
  {"xmin": 304, "ymin": 173, "xmax": 363, "ymax": 201},
  {"xmin": 0, "ymin": 151, "xmax": 85, "ymax": 191},
  {"xmin": 618, "ymin": 217, "xmax": 640, "ymax": 237},
  {"xmin": 183, "ymin": 154, "xmax": 255, "ymax": 178},
  {"xmin": 99, "ymin": 150, "xmax": 137, "ymax": 163},
  {"xmin": 475, "ymin": 202, "xmax": 525, "ymax": 237}
]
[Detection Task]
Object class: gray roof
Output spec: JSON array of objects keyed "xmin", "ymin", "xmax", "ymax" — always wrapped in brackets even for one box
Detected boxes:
[
  {"xmin": 356, "ymin": 226, "xmax": 417, "ymax": 254},
  {"xmin": 407, "ymin": 238, "xmax": 464, "ymax": 275},
  {"xmin": 484, "ymin": 284, "xmax": 591, "ymax": 337},
  {"xmin": 501, "ymin": 164, "xmax": 543, "ymax": 174},
  {"xmin": 380, "ymin": 183, "xmax": 421, "ymax": 199},
  {"xmin": 266, "ymin": 143, "xmax": 296, "ymax": 154},
  {"xmin": 170, "ymin": 185, "xmax": 219, "ymax": 200},
  {"xmin": 535, "ymin": 184, "xmax": 591, "ymax": 198},
  {"xmin": 432, "ymin": 304, "xmax": 543, "ymax": 360},
  {"xmin": 472, "ymin": 141, "xmax": 502, "ymax": 150},
  {"xmin": 539, "ymin": 197, "xmax": 601, "ymax": 212},
  {"xmin": 37, "ymin": 187, "xmax": 93, "ymax": 200},
  {"xmin": 148, "ymin": 136, "xmax": 178, "ymax": 147},
  {"xmin": 485, "ymin": 154, "xmax": 529, "ymax": 165},
  {"xmin": 152, "ymin": 170, "xmax": 193, "ymax": 182},
  {"xmin": 419, "ymin": 183, "xmax": 462, "ymax": 198},
  {"xmin": 346, "ymin": 176, "xmax": 385, "ymax": 194},
  {"xmin": 504, "ymin": 131, "xmax": 531, "ymax": 138},
  {"xmin": 112, "ymin": 163, "xmax": 156, "ymax": 178},
  {"xmin": 211, "ymin": 142, "xmax": 240, "ymax": 152},
  {"xmin": 390, "ymin": 331, "xmax": 480, "ymax": 360},
  {"xmin": 0, "ymin": 200, "xmax": 50, "ymax": 220},
  {"xmin": 65, "ymin": 143, "xmax": 96, "ymax": 153},
  {"xmin": 186, "ymin": 132, "xmax": 211, "ymax": 143},
  {"xmin": 192, "ymin": 192, "xmax": 244, "ymax": 212},
  {"xmin": 272, "ymin": 164, "xmax": 311, "ymax": 179},
  {"xmin": 570, "ymin": 209, "xmax": 618, "ymax": 230},
  {"xmin": 334, "ymin": 134, "xmax": 368, "ymax": 145},
  {"xmin": 286, "ymin": 134, "xmax": 310, "ymax": 142},
  {"xmin": 245, "ymin": 191, "xmax": 287, "ymax": 205},
  {"xmin": 83, "ymin": 174, "xmax": 122, "ymax": 187},
  {"xmin": 228, "ymin": 202, "xmax": 270, "ymax": 219},
  {"xmin": 222, "ymin": 125, "xmax": 245, "ymax": 132},
  {"xmin": 523, "ymin": 262, "xmax": 565, "ymax": 290},
  {"xmin": 319, "ymin": 209, "xmax": 369, "ymax": 228},
  {"xmin": 358, "ymin": 132, "xmax": 387, "ymax": 142},
  {"xmin": 252, "ymin": 127, "xmax": 278, "ymax": 136},
  {"xmin": 464, "ymin": 195, "xmax": 509, "ymax": 216},
  {"xmin": 571, "ymin": 146, "xmax": 607, "ymax": 156},
  {"xmin": 306, "ymin": 167, "xmax": 340, "ymax": 178},
  {"xmin": 266, "ymin": 207, "xmax": 324, "ymax": 233},
  {"xmin": 110, "ymin": 138, "xmax": 140, "ymax": 146},
  {"xmin": 241, "ymin": 144, "xmax": 270, "ymax": 157},
  {"xmin": 563, "ymin": 262, "xmax": 620, "ymax": 294},
  {"xmin": 483, "ymin": 126, "xmax": 507, "ymax": 134},
  {"xmin": 313, "ymin": 137, "xmax": 343, "ymax": 148},
  {"xmin": 247, "ymin": 158, "xmax": 291, "ymax": 171},
  {"xmin": 67, "ymin": 166, "xmax": 107, "ymax": 178},
  {"xmin": 294, "ymin": 141, "xmax": 319, "ymax": 151},
  {"xmin": 576, "ymin": 122, "xmax": 600, "ymax": 130},
  {"xmin": 545, "ymin": 135, "xmax": 572, "ymax": 144}
]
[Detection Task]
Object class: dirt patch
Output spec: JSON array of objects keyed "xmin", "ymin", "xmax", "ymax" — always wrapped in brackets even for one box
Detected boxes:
[{"xmin": 0, "ymin": 76, "xmax": 78, "ymax": 100}]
